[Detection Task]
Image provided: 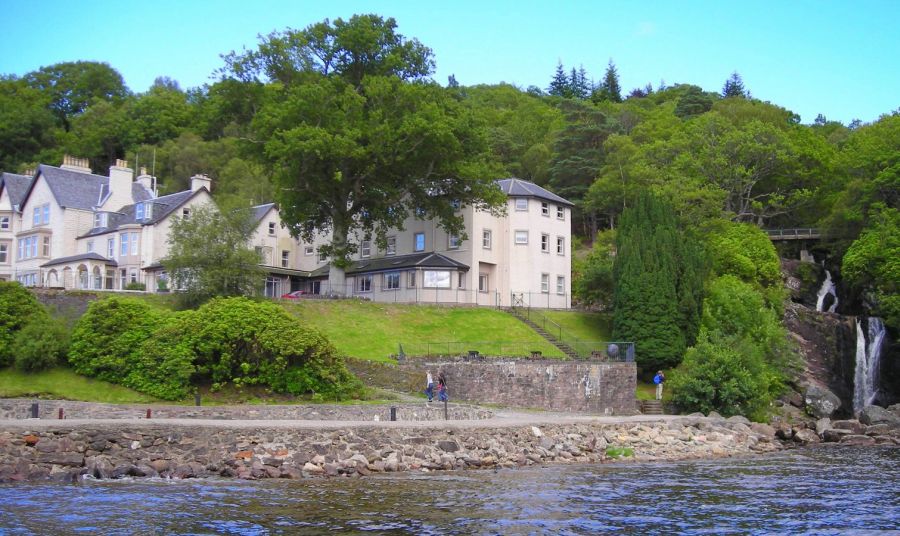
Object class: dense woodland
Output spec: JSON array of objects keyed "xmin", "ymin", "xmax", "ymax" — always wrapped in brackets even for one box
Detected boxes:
[{"xmin": 1, "ymin": 14, "xmax": 897, "ymax": 415}]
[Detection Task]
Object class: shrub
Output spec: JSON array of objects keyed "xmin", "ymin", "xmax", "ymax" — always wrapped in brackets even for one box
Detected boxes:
[
  {"xmin": 705, "ymin": 221, "xmax": 782, "ymax": 295},
  {"xmin": 124, "ymin": 282, "xmax": 146, "ymax": 291},
  {"xmin": 13, "ymin": 315, "xmax": 70, "ymax": 372},
  {"xmin": 0, "ymin": 281, "xmax": 48, "ymax": 367},
  {"xmin": 68, "ymin": 297, "xmax": 161, "ymax": 383}
]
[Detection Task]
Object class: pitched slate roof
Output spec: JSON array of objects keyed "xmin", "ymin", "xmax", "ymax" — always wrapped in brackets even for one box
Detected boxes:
[
  {"xmin": 79, "ymin": 188, "xmax": 201, "ymax": 238},
  {"xmin": 309, "ymin": 252, "xmax": 469, "ymax": 278},
  {"xmin": 24, "ymin": 164, "xmax": 111, "ymax": 210},
  {"xmin": 41, "ymin": 252, "xmax": 118, "ymax": 268},
  {"xmin": 0, "ymin": 172, "xmax": 32, "ymax": 210},
  {"xmin": 250, "ymin": 203, "xmax": 276, "ymax": 225},
  {"xmin": 496, "ymin": 178, "xmax": 573, "ymax": 206}
]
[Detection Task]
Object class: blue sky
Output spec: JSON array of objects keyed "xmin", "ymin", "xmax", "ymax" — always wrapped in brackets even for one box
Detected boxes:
[{"xmin": 2, "ymin": 0, "xmax": 897, "ymax": 124}]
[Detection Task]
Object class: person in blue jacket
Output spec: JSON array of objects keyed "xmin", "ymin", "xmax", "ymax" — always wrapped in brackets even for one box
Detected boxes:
[{"xmin": 653, "ymin": 371, "xmax": 665, "ymax": 400}]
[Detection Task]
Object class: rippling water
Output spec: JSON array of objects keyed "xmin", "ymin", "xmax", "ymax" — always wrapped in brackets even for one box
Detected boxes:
[{"xmin": 1, "ymin": 446, "xmax": 898, "ymax": 535}]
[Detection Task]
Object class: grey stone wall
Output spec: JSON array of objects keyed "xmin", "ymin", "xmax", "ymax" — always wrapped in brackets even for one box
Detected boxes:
[
  {"xmin": 0, "ymin": 400, "xmax": 492, "ymax": 422},
  {"xmin": 406, "ymin": 359, "xmax": 637, "ymax": 415}
]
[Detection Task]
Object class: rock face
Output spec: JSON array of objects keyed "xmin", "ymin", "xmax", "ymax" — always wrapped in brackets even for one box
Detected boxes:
[
  {"xmin": 0, "ymin": 417, "xmax": 783, "ymax": 483},
  {"xmin": 859, "ymin": 405, "xmax": 900, "ymax": 426},
  {"xmin": 804, "ymin": 385, "xmax": 842, "ymax": 419}
]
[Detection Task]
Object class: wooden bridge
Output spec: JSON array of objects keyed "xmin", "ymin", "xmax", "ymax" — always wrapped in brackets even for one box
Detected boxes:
[{"xmin": 766, "ymin": 228, "xmax": 821, "ymax": 241}]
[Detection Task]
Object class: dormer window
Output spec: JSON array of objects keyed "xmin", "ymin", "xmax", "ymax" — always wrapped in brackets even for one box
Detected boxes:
[
  {"xmin": 93, "ymin": 212, "xmax": 108, "ymax": 228},
  {"xmin": 135, "ymin": 203, "xmax": 144, "ymax": 220}
]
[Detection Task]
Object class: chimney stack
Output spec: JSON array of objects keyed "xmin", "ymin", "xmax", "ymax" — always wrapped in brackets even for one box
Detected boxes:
[
  {"xmin": 60, "ymin": 155, "xmax": 92, "ymax": 174},
  {"xmin": 190, "ymin": 174, "xmax": 212, "ymax": 193},
  {"xmin": 136, "ymin": 167, "xmax": 157, "ymax": 198}
]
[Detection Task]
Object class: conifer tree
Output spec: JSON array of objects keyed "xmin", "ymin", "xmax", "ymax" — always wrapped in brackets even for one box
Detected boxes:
[
  {"xmin": 548, "ymin": 61, "xmax": 571, "ymax": 97},
  {"xmin": 612, "ymin": 192, "xmax": 703, "ymax": 372},
  {"xmin": 722, "ymin": 71, "xmax": 748, "ymax": 98}
]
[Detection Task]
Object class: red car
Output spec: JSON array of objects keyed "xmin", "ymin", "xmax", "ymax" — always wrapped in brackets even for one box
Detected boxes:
[{"xmin": 280, "ymin": 290, "xmax": 306, "ymax": 299}]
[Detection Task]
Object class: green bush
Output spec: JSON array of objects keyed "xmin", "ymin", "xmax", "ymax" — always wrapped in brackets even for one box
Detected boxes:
[
  {"xmin": 705, "ymin": 221, "xmax": 782, "ymax": 295},
  {"xmin": 124, "ymin": 282, "xmax": 146, "ymax": 291},
  {"xmin": 68, "ymin": 297, "xmax": 162, "ymax": 383},
  {"xmin": 13, "ymin": 315, "xmax": 70, "ymax": 372},
  {"xmin": 669, "ymin": 333, "xmax": 779, "ymax": 421},
  {"xmin": 0, "ymin": 281, "xmax": 48, "ymax": 366}
]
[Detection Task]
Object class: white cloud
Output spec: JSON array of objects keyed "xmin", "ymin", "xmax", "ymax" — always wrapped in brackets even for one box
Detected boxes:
[{"xmin": 635, "ymin": 21, "xmax": 657, "ymax": 37}]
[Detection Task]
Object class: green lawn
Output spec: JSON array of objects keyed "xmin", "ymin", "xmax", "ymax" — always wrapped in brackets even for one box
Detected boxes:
[
  {"xmin": 542, "ymin": 310, "xmax": 612, "ymax": 342},
  {"xmin": 0, "ymin": 368, "xmax": 159, "ymax": 403},
  {"xmin": 283, "ymin": 300, "xmax": 564, "ymax": 361}
]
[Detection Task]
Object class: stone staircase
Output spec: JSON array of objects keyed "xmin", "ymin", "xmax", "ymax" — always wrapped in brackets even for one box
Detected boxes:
[
  {"xmin": 507, "ymin": 308, "xmax": 580, "ymax": 359},
  {"xmin": 641, "ymin": 399, "xmax": 664, "ymax": 415}
]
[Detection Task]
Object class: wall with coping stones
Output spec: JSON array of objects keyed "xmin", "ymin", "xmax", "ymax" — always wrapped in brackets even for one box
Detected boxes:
[
  {"xmin": 405, "ymin": 359, "xmax": 638, "ymax": 415},
  {"xmin": 0, "ymin": 400, "xmax": 492, "ymax": 422},
  {"xmin": 0, "ymin": 417, "xmax": 781, "ymax": 483}
]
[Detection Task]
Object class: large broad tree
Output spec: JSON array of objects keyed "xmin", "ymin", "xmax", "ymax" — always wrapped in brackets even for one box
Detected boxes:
[
  {"xmin": 23, "ymin": 61, "xmax": 129, "ymax": 130},
  {"xmin": 220, "ymin": 14, "xmax": 505, "ymax": 290}
]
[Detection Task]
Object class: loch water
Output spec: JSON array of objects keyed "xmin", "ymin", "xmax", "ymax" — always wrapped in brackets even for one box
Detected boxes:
[{"xmin": 1, "ymin": 445, "xmax": 898, "ymax": 535}]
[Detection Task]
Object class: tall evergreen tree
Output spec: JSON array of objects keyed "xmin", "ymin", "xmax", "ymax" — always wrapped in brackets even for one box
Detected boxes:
[
  {"xmin": 548, "ymin": 61, "xmax": 571, "ymax": 97},
  {"xmin": 612, "ymin": 192, "xmax": 702, "ymax": 372},
  {"xmin": 722, "ymin": 71, "xmax": 748, "ymax": 98}
]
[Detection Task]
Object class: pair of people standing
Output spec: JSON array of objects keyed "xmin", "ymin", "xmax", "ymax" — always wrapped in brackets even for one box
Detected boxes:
[{"xmin": 425, "ymin": 370, "xmax": 447, "ymax": 403}]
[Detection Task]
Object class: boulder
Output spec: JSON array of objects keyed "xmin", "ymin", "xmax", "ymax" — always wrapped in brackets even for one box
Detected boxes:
[
  {"xmin": 822, "ymin": 429, "xmax": 853, "ymax": 442},
  {"xmin": 793, "ymin": 429, "xmax": 821, "ymax": 444},
  {"xmin": 707, "ymin": 411, "xmax": 724, "ymax": 420},
  {"xmin": 864, "ymin": 424, "xmax": 894, "ymax": 436},
  {"xmin": 750, "ymin": 423, "xmax": 776, "ymax": 439},
  {"xmin": 859, "ymin": 406, "xmax": 900, "ymax": 426},
  {"xmin": 804, "ymin": 385, "xmax": 842, "ymax": 418},
  {"xmin": 888, "ymin": 403, "xmax": 900, "ymax": 416},
  {"xmin": 726, "ymin": 415, "xmax": 751, "ymax": 425},
  {"xmin": 831, "ymin": 420, "xmax": 866, "ymax": 434},
  {"xmin": 815, "ymin": 418, "xmax": 832, "ymax": 436},
  {"xmin": 839, "ymin": 435, "xmax": 876, "ymax": 446}
]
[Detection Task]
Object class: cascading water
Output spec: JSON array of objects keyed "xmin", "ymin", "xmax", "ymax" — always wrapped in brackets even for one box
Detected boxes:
[
  {"xmin": 853, "ymin": 317, "xmax": 886, "ymax": 414},
  {"xmin": 816, "ymin": 270, "xmax": 838, "ymax": 313}
]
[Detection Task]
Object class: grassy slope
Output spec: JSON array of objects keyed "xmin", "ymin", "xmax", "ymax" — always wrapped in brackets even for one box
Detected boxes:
[
  {"xmin": 542, "ymin": 310, "xmax": 613, "ymax": 341},
  {"xmin": 283, "ymin": 300, "xmax": 564, "ymax": 361},
  {"xmin": 0, "ymin": 368, "xmax": 159, "ymax": 403}
]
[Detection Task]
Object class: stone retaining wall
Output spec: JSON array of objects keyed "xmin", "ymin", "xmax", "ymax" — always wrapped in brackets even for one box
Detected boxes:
[
  {"xmin": 0, "ymin": 417, "xmax": 781, "ymax": 483},
  {"xmin": 0, "ymin": 400, "xmax": 492, "ymax": 422},
  {"xmin": 406, "ymin": 359, "xmax": 637, "ymax": 414}
]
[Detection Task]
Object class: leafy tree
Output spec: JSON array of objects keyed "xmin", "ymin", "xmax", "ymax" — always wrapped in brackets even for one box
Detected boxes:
[
  {"xmin": 0, "ymin": 282, "xmax": 48, "ymax": 367},
  {"xmin": 721, "ymin": 71, "xmax": 748, "ymax": 98},
  {"xmin": 13, "ymin": 315, "xmax": 70, "ymax": 372},
  {"xmin": 673, "ymin": 85, "xmax": 714, "ymax": 119},
  {"xmin": 163, "ymin": 204, "xmax": 264, "ymax": 307},
  {"xmin": 0, "ymin": 77, "xmax": 59, "ymax": 170},
  {"xmin": 705, "ymin": 220, "xmax": 782, "ymax": 293},
  {"xmin": 221, "ymin": 15, "xmax": 505, "ymax": 289},
  {"xmin": 842, "ymin": 204, "xmax": 900, "ymax": 330},
  {"xmin": 573, "ymin": 230, "xmax": 616, "ymax": 308},
  {"xmin": 23, "ymin": 61, "xmax": 129, "ymax": 129}
]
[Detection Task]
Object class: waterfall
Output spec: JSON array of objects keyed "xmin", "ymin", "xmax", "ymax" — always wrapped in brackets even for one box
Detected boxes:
[
  {"xmin": 853, "ymin": 317, "xmax": 886, "ymax": 414},
  {"xmin": 816, "ymin": 270, "xmax": 838, "ymax": 312}
]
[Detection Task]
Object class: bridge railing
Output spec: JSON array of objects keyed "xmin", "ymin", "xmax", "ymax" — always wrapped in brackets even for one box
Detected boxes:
[{"xmin": 765, "ymin": 228, "xmax": 821, "ymax": 240}]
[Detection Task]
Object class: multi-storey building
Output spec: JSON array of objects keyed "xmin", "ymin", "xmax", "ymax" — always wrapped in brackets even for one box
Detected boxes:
[{"xmin": 1, "ymin": 157, "xmax": 573, "ymax": 308}]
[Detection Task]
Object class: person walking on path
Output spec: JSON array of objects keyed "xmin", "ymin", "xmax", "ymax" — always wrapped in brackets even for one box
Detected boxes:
[
  {"xmin": 425, "ymin": 370, "xmax": 434, "ymax": 403},
  {"xmin": 437, "ymin": 373, "xmax": 448, "ymax": 403},
  {"xmin": 653, "ymin": 371, "xmax": 665, "ymax": 400}
]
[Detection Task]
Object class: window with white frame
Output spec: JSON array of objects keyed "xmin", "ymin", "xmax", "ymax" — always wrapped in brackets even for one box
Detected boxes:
[
  {"xmin": 120, "ymin": 269, "xmax": 127, "ymax": 289},
  {"xmin": 182, "ymin": 207, "xmax": 191, "ymax": 220},
  {"xmin": 304, "ymin": 245, "xmax": 314, "ymax": 256},
  {"xmin": 317, "ymin": 250, "xmax": 327, "ymax": 263},
  {"xmin": 281, "ymin": 250, "xmax": 289, "ymax": 268},
  {"xmin": 384, "ymin": 271, "xmax": 400, "ymax": 290},
  {"xmin": 0, "ymin": 216, "xmax": 9, "ymax": 230},
  {"xmin": 514, "ymin": 230, "xmax": 528, "ymax": 244},
  {"xmin": 557, "ymin": 205, "xmax": 565, "ymax": 220},
  {"xmin": 423, "ymin": 270, "xmax": 451, "ymax": 288},
  {"xmin": 557, "ymin": 236, "xmax": 565, "ymax": 255},
  {"xmin": 407, "ymin": 270, "xmax": 416, "ymax": 287},
  {"xmin": 268, "ymin": 222, "xmax": 276, "ymax": 235},
  {"xmin": 541, "ymin": 273, "xmax": 549, "ymax": 293},
  {"xmin": 93, "ymin": 212, "xmax": 107, "ymax": 228},
  {"xmin": 120, "ymin": 233, "xmax": 129, "ymax": 256},
  {"xmin": 135, "ymin": 203, "xmax": 144, "ymax": 220},
  {"xmin": 448, "ymin": 234, "xmax": 460, "ymax": 249},
  {"xmin": 86, "ymin": 240, "xmax": 94, "ymax": 253},
  {"xmin": 386, "ymin": 236, "xmax": 396, "ymax": 255},
  {"xmin": 557, "ymin": 276, "xmax": 565, "ymax": 294},
  {"xmin": 541, "ymin": 233, "xmax": 549, "ymax": 252},
  {"xmin": 458, "ymin": 272, "xmax": 465, "ymax": 289},
  {"xmin": 358, "ymin": 275, "xmax": 372, "ymax": 292},
  {"xmin": 414, "ymin": 232, "xmax": 425, "ymax": 252},
  {"xmin": 42, "ymin": 236, "xmax": 50, "ymax": 257},
  {"xmin": 33, "ymin": 204, "xmax": 50, "ymax": 226},
  {"xmin": 482, "ymin": 229, "xmax": 491, "ymax": 249},
  {"xmin": 541, "ymin": 202, "xmax": 549, "ymax": 216},
  {"xmin": 0, "ymin": 242, "xmax": 8, "ymax": 263},
  {"xmin": 515, "ymin": 198, "xmax": 528, "ymax": 211},
  {"xmin": 361, "ymin": 240, "xmax": 371, "ymax": 258},
  {"xmin": 18, "ymin": 236, "xmax": 38, "ymax": 259},
  {"xmin": 478, "ymin": 273, "xmax": 488, "ymax": 292},
  {"xmin": 107, "ymin": 238, "xmax": 115, "ymax": 258},
  {"xmin": 130, "ymin": 269, "xmax": 138, "ymax": 283},
  {"xmin": 130, "ymin": 232, "xmax": 139, "ymax": 255}
]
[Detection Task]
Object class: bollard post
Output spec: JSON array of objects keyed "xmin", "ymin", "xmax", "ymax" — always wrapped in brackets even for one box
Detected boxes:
[
  {"xmin": 146, "ymin": 408, "xmax": 152, "ymax": 419},
  {"xmin": 390, "ymin": 406, "xmax": 397, "ymax": 421},
  {"xmin": 30, "ymin": 402, "xmax": 39, "ymax": 419},
  {"xmin": 444, "ymin": 399, "xmax": 448, "ymax": 420},
  {"xmin": 194, "ymin": 392, "xmax": 201, "ymax": 407},
  {"xmin": 58, "ymin": 408, "xmax": 64, "ymax": 420}
]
